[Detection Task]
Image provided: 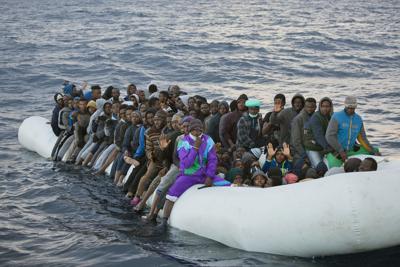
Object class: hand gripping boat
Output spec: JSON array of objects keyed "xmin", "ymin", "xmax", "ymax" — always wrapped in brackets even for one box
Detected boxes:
[{"xmin": 18, "ymin": 116, "xmax": 400, "ymax": 257}]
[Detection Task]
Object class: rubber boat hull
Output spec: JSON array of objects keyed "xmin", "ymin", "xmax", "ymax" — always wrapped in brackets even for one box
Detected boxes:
[{"xmin": 18, "ymin": 116, "xmax": 400, "ymax": 257}]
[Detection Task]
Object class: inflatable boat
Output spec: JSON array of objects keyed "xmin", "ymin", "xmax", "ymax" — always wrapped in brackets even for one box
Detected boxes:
[{"xmin": 18, "ymin": 116, "xmax": 400, "ymax": 257}]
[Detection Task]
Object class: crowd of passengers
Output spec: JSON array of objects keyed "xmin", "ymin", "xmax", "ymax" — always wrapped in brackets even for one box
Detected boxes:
[{"xmin": 50, "ymin": 81, "xmax": 381, "ymax": 227}]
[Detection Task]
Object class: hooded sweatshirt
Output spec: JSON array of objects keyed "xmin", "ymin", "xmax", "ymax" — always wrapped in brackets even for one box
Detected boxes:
[
  {"xmin": 270, "ymin": 94, "xmax": 305, "ymax": 145},
  {"xmin": 87, "ymin": 98, "xmax": 107, "ymax": 134},
  {"xmin": 303, "ymin": 97, "xmax": 333, "ymax": 151}
]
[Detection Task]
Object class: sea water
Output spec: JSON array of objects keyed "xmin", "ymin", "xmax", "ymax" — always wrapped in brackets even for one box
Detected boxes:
[{"xmin": 1, "ymin": 0, "xmax": 399, "ymax": 266}]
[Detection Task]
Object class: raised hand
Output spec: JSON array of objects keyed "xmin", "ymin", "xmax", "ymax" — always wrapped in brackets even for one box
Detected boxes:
[
  {"xmin": 159, "ymin": 134, "xmax": 171, "ymax": 150},
  {"xmin": 282, "ymin": 143, "xmax": 292, "ymax": 159},
  {"xmin": 267, "ymin": 143, "xmax": 277, "ymax": 160}
]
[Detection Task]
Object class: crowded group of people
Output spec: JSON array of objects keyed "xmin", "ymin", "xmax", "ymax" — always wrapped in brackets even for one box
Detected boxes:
[{"xmin": 50, "ymin": 81, "xmax": 381, "ymax": 227}]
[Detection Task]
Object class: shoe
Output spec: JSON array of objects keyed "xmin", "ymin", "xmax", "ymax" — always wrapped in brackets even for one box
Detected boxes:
[{"xmin": 130, "ymin": 196, "xmax": 140, "ymax": 206}]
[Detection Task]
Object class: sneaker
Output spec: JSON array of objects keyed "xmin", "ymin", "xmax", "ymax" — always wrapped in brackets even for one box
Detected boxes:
[{"xmin": 130, "ymin": 196, "xmax": 140, "ymax": 206}]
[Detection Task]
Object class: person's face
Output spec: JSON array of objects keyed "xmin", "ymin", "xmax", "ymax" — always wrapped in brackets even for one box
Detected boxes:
[
  {"xmin": 188, "ymin": 98, "xmax": 196, "ymax": 109},
  {"xmin": 159, "ymin": 93, "xmax": 167, "ymax": 103},
  {"xmin": 274, "ymin": 98, "xmax": 284, "ymax": 108},
  {"xmin": 237, "ymin": 99, "xmax": 246, "ymax": 111},
  {"xmin": 275, "ymin": 150, "xmax": 285, "ymax": 163},
  {"xmin": 131, "ymin": 113, "xmax": 140, "ymax": 124},
  {"xmin": 248, "ymin": 107, "xmax": 259, "ymax": 116},
  {"xmin": 293, "ymin": 98, "xmax": 304, "ymax": 112},
  {"xmin": 67, "ymin": 99, "xmax": 73, "ymax": 109},
  {"xmin": 138, "ymin": 90, "xmax": 146, "ymax": 101},
  {"xmin": 304, "ymin": 101, "xmax": 316, "ymax": 115},
  {"xmin": 146, "ymin": 113, "xmax": 154, "ymax": 126},
  {"xmin": 140, "ymin": 103, "xmax": 148, "ymax": 114},
  {"xmin": 234, "ymin": 161, "xmax": 243, "ymax": 169},
  {"xmin": 104, "ymin": 104, "xmax": 112, "ymax": 115},
  {"xmin": 200, "ymin": 103, "xmax": 210, "ymax": 115},
  {"xmin": 190, "ymin": 127, "xmax": 203, "ymax": 137},
  {"xmin": 181, "ymin": 122, "xmax": 190, "ymax": 134},
  {"xmin": 153, "ymin": 100, "xmax": 160, "ymax": 110},
  {"xmin": 92, "ymin": 89, "xmax": 102, "ymax": 100},
  {"xmin": 57, "ymin": 99, "xmax": 64, "ymax": 107},
  {"xmin": 219, "ymin": 105, "xmax": 228, "ymax": 115},
  {"xmin": 88, "ymin": 106, "xmax": 96, "ymax": 114},
  {"xmin": 254, "ymin": 175, "xmax": 266, "ymax": 187},
  {"xmin": 112, "ymin": 103, "xmax": 120, "ymax": 115},
  {"xmin": 72, "ymin": 100, "xmax": 79, "ymax": 109},
  {"xmin": 210, "ymin": 102, "xmax": 219, "ymax": 114},
  {"xmin": 235, "ymin": 147, "xmax": 246, "ymax": 159},
  {"xmin": 345, "ymin": 107, "xmax": 356, "ymax": 116},
  {"xmin": 120, "ymin": 109, "xmax": 127, "ymax": 121},
  {"xmin": 359, "ymin": 160, "xmax": 373, "ymax": 172},
  {"xmin": 320, "ymin": 101, "xmax": 332, "ymax": 116},
  {"xmin": 166, "ymin": 116, "xmax": 172, "ymax": 129},
  {"xmin": 78, "ymin": 101, "xmax": 87, "ymax": 112},
  {"xmin": 112, "ymin": 89, "xmax": 120, "ymax": 100},
  {"xmin": 127, "ymin": 85, "xmax": 136, "ymax": 95},
  {"xmin": 171, "ymin": 120, "xmax": 180, "ymax": 131},
  {"xmin": 153, "ymin": 116, "xmax": 164, "ymax": 129},
  {"xmin": 221, "ymin": 152, "xmax": 230, "ymax": 162}
]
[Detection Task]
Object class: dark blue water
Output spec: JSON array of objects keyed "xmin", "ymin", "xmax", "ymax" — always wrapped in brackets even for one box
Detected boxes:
[{"xmin": 1, "ymin": 0, "xmax": 400, "ymax": 265}]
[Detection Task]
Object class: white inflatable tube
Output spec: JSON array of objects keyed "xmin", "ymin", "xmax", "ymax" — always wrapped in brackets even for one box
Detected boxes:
[
  {"xmin": 18, "ymin": 116, "xmax": 400, "ymax": 257},
  {"xmin": 18, "ymin": 116, "xmax": 58, "ymax": 158}
]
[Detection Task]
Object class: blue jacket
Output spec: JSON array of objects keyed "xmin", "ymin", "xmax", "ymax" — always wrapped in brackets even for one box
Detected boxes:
[
  {"xmin": 262, "ymin": 159, "xmax": 292, "ymax": 176},
  {"xmin": 331, "ymin": 109, "xmax": 363, "ymax": 151},
  {"xmin": 133, "ymin": 126, "xmax": 146, "ymax": 159}
]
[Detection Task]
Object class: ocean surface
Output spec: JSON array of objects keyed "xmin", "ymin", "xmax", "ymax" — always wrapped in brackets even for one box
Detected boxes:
[{"xmin": 1, "ymin": 0, "xmax": 400, "ymax": 266}]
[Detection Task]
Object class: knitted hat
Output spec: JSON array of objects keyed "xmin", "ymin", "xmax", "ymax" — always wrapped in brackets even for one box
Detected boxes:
[
  {"xmin": 250, "ymin": 148, "xmax": 262, "ymax": 159},
  {"xmin": 189, "ymin": 118, "xmax": 203, "ymax": 132},
  {"xmin": 251, "ymin": 170, "xmax": 268, "ymax": 180},
  {"xmin": 130, "ymin": 94, "xmax": 140, "ymax": 103},
  {"xmin": 344, "ymin": 96, "xmax": 357, "ymax": 108},
  {"xmin": 87, "ymin": 100, "xmax": 96, "ymax": 109},
  {"xmin": 237, "ymin": 94, "xmax": 248, "ymax": 102},
  {"xmin": 284, "ymin": 173, "xmax": 298, "ymax": 184},
  {"xmin": 245, "ymin": 99, "xmax": 261, "ymax": 108},
  {"xmin": 226, "ymin": 168, "xmax": 244, "ymax": 183},
  {"xmin": 180, "ymin": 115, "xmax": 194, "ymax": 124}
]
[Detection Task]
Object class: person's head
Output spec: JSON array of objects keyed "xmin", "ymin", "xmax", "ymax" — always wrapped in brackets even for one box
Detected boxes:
[
  {"xmin": 119, "ymin": 107, "xmax": 127, "ymax": 121},
  {"xmin": 112, "ymin": 102, "xmax": 120, "ymax": 116},
  {"xmin": 359, "ymin": 157, "xmax": 378, "ymax": 172},
  {"xmin": 54, "ymin": 93, "xmax": 64, "ymax": 107},
  {"xmin": 129, "ymin": 94, "xmax": 139, "ymax": 108},
  {"xmin": 149, "ymin": 97, "xmax": 160, "ymax": 110},
  {"xmin": 188, "ymin": 97, "xmax": 196, "ymax": 111},
  {"xmin": 189, "ymin": 118, "xmax": 203, "ymax": 137},
  {"xmin": 168, "ymin": 85, "xmax": 181, "ymax": 98},
  {"xmin": 127, "ymin": 84, "xmax": 137, "ymax": 96},
  {"xmin": 200, "ymin": 103, "xmax": 210, "ymax": 116},
  {"xmin": 72, "ymin": 97, "xmax": 80, "ymax": 109},
  {"xmin": 159, "ymin": 91, "xmax": 169, "ymax": 103},
  {"xmin": 189, "ymin": 109, "xmax": 199, "ymax": 119},
  {"xmin": 145, "ymin": 109, "xmax": 156, "ymax": 127},
  {"xmin": 171, "ymin": 114, "xmax": 182, "ymax": 131},
  {"xmin": 237, "ymin": 94, "xmax": 248, "ymax": 112},
  {"xmin": 103, "ymin": 102, "xmax": 112, "ymax": 116},
  {"xmin": 111, "ymin": 88, "xmax": 120, "ymax": 101},
  {"xmin": 233, "ymin": 159, "xmax": 244, "ymax": 169},
  {"xmin": 245, "ymin": 99, "xmax": 261, "ymax": 117},
  {"xmin": 251, "ymin": 170, "xmax": 267, "ymax": 188},
  {"xmin": 103, "ymin": 86, "xmax": 114, "ymax": 100},
  {"xmin": 304, "ymin": 98, "xmax": 317, "ymax": 115},
  {"xmin": 218, "ymin": 101, "xmax": 229, "ymax": 115},
  {"xmin": 344, "ymin": 158, "xmax": 362, "ymax": 172},
  {"xmin": 344, "ymin": 96, "xmax": 357, "ymax": 116},
  {"xmin": 210, "ymin": 100, "xmax": 220, "ymax": 115},
  {"xmin": 230, "ymin": 100, "xmax": 237, "ymax": 112},
  {"xmin": 180, "ymin": 116, "xmax": 193, "ymax": 135},
  {"xmin": 234, "ymin": 147, "xmax": 246, "ymax": 159},
  {"xmin": 266, "ymin": 167, "xmax": 283, "ymax": 187},
  {"xmin": 63, "ymin": 94, "xmax": 72, "ymax": 104},
  {"xmin": 153, "ymin": 110, "xmax": 167, "ymax": 130},
  {"xmin": 91, "ymin": 85, "xmax": 102, "ymax": 100},
  {"xmin": 274, "ymin": 94, "xmax": 286, "ymax": 108},
  {"xmin": 139, "ymin": 101, "xmax": 149, "ymax": 115},
  {"xmin": 148, "ymin": 84, "xmax": 158, "ymax": 94},
  {"xmin": 87, "ymin": 100, "xmax": 97, "ymax": 114},
  {"xmin": 78, "ymin": 98, "xmax": 88, "ymax": 112},
  {"xmin": 137, "ymin": 90, "xmax": 146, "ymax": 102},
  {"xmin": 274, "ymin": 147, "xmax": 286, "ymax": 164},
  {"xmin": 319, "ymin": 97, "xmax": 333, "ymax": 116},
  {"xmin": 131, "ymin": 111, "xmax": 142, "ymax": 125},
  {"xmin": 226, "ymin": 168, "xmax": 244, "ymax": 184},
  {"xmin": 291, "ymin": 94, "xmax": 305, "ymax": 112}
]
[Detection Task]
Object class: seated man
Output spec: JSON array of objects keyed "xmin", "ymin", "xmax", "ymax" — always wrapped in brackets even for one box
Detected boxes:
[
  {"xmin": 325, "ymin": 96, "xmax": 380, "ymax": 167},
  {"xmin": 159, "ymin": 119, "xmax": 229, "ymax": 228}
]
